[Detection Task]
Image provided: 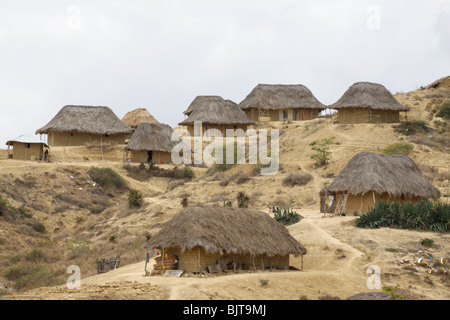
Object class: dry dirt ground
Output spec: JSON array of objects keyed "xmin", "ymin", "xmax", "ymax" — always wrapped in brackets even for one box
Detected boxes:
[
  {"xmin": 6, "ymin": 209, "xmax": 450, "ymax": 300},
  {"xmin": 0, "ymin": 86, "xmax": 449, "ymax": 300}
]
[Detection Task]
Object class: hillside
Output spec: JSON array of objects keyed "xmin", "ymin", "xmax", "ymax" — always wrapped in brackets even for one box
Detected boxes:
[{"xmin": 0, "ymin": 85, "xmax": 449, "ymax": 300}]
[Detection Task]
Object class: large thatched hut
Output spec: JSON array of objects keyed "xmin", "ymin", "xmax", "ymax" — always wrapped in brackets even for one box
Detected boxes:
[
  {"xmin": 179, "ymin": 96, "xmax": 254, "ymax": 137},
  {"xmin": 321, "ymin": 152, "xmax": 441, "ymax": 215},
  {"xmin": 329, "ymin": 82, "xmax": 410, "ymax": 124},
  {"xmin": 122, "ymin": 108, "xmax": 160, "ymax": 129},
  {"xmin": 125, "ymin": 123, "xmax": 178, "ymax": 164},
  {"xmin": 145, "ymin": 206, "xmax": 306, "ymax": 274},
  {"xmin": 36, "ymin": 105, "xmax": 133, "ymax": 146},
  {"xmin": 238, "ymin": 84, "xmax": 326, "ymax": 122},
  {"xmin": 6, "ymin": 133, "xmax": 50, "ymax": 161}
]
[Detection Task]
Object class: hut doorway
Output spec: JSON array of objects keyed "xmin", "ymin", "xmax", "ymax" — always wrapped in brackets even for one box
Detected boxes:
[
  {"xmin": 282, "ymin": 110, "xmax": 288, "ymax": 121},
  {"xmin": 147, "ymin": 150, "xmax": 153, "ymax": 163}
]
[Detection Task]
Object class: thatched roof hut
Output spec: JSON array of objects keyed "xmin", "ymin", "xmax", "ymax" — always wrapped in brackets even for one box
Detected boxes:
[
  {"xmin": 183, "ymin": 96, "xmax": 238, "ymax": 117},
  {"xmin": 179, "ymin": 96, "xmax": 254, "ymax": 136},
  {"xmin": 35, "ymin": 105, "xmax": 133, "ymax": 146},
  {"xmin": 238, "ymin": 84, "xmax": 326, "ymax": 121},
  {"xmin": 36, "ymin": 105, "xmax": 133, "ymax": 135},
  {"xmin": 122, "ymin": 108, "xmax": 160, "ymax": 129},
  {"xmin": 321, "ymin": 152, "xmax": 441, "ymax": 215},
  {"xmin": 329, "ymin": 82, "xmax": 410, "ymax": 111},
  {"xmin": 125, "ymin": 123, "xmax": 177, "ymax": 153},
  {"xmin": 240, "ymin": 84, "xmax": 326, "ymax": 111},
  {"xmin": 325, "ymin": 152, "xmax": 440, "ymax": 199},
  {"xmin": 180, "ymin": 96, "xmax": 253, "ymax": 125},
  {"xmin": 145, "ymin": 206, "xmax": 306, "ymax": 273},
  {"xmin": 329, "ymin": 82, "xmax": 410, "ymax": 124}
]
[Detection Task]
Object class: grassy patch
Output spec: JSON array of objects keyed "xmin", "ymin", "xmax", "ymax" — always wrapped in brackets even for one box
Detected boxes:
[
  {"xmin": 88, "ymin": 167, "xmax": 126, "ymax": 192},
  {"xmin": 382, "ymin": 143, "xmax": 414, "ymax": 155}
]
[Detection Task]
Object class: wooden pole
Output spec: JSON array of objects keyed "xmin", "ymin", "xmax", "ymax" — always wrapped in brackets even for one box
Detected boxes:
[{"xmin": 198, "ymin": 247, "xmax": 201, "ymax": 273}]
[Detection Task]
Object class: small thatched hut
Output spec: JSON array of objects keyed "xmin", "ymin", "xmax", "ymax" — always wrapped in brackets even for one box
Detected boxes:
[
  {"xmin": 238, "ymin": 84, "xmax": 326, "ymax": 122},
  {"xmin": 122, "ymin": 108, "xmax": 160, "ymax": 129},
  {"xmin": 179, "ymin": 96, "xmax": 254, "ymax": 137},
  {"xmin": 425, "ymin": 76, "xmax": 450, "ymax": 90},
  {"xmin": 329, "ymin": 82, "xmax": 410, "ymax": 124},
  {"xmin": 6, "ymin": 133, "xmax": 50, "ymax": 161},
  {"xmin": 125, "ymin": 123, "xmax": 179, "ymax": 164},
  {"xmin": 36, "ymin": 105, "xmax": 133, "ymax": 146},
  {"xmin": 145, "ymin": 206, "xmax": 307, "ymax": 274},
  {"xmin": 321, "ymin": 152, "xmax": 441, "ymax": 215}
]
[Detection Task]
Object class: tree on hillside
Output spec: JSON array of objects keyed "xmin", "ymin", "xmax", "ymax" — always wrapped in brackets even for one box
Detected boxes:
[{"xmin": 309, "ymin": 136, "xmax": 336, "ymax": 166}]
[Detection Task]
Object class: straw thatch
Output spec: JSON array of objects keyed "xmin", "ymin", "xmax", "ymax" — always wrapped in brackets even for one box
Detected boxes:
[
  {"xmin": 125, "ymin": 123, "xmax": 179, "ymax": 152},
  {"xmin": 325, "ymin": 152, "xmax": 440, "ymax": 199},
  {"xmin": 329, "ymin": 82, "xmax": 410, "ymax": 111},
  {"xmin": 36, "ymin": 105, "xmax": 133, "ymax": 135},
  {"xmin": 145, "ymin": 206, "xmax": 307, "ymax": 257},
  {"xmin": 122, "ymin": 108, "xmax": 160, "ymax": 129},
  {"xmin": 425, "ymin": 76, "xmax": 450, "ymax": 89},
  {"xmin": 184, "ymin": 96, "xmax": 238, "ymax": 116},
  {"xmin": 239, "ymin": 84, "xmax": 326, "ymax": 111},
  {"xmin": 179, "ymin": 96, "xmax": 254, "ymax": 125}
]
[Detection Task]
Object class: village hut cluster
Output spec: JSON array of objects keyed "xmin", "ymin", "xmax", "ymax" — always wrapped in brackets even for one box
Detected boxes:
[{"xmin": 4, "ymin": 77, "xmax": 445, "ymax": 277}]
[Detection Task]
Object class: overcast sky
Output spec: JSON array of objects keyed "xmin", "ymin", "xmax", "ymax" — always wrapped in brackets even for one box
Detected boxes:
[{"xmin": 1, "ymin": 0, "xmax": 449, "ymax": 146}]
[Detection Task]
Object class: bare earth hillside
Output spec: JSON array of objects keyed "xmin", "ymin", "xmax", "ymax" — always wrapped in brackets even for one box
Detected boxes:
[{"xmin": 0, "ymin": 86, "xmax": 449, "ymax": 300}]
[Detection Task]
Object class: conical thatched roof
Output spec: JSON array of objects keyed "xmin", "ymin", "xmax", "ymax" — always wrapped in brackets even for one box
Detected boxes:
[
  {"xmin": 125, "ymin": 123, "xmax": 179, "ymax": 152},
  {"xmin": 36, "ymin": 105, "xmax": 133, "ymax": 135},
  {"xmin": 145, "ymin": 206, "xmax": 307, "ymax": 257},
  {"xmin": 239, "ymin": 84, "xmax": 326, "ymax": 110},
  {"xmin": 122, "ymin": 108, "xmax": 160, "ymax": 129},
  {"xmin": 184, "ymin": 96, "xmax": 238, "ymax": 116},
  {"xmin": 329, "ymin": 82, "xmax": 410, "ymax": 111},
  {"xmin": 325, "ymin": 152, "xmax": 440, "ymax": 199},
  {"xmin": 179, "ymin": 96, "xmax": 254, "ymax": 125}
]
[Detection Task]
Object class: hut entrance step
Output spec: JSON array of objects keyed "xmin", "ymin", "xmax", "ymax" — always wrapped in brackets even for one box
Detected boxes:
[{"xmin": 333, "ymin": 193, "xmax": 348, "ymax": 216}]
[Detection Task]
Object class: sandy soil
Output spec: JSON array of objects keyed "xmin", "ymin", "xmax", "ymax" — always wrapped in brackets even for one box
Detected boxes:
[
  {"xmin": 7, "ymin": 210, "xmax": 449, "ymax": 300},
  {"xmin": 1, "ymin": 86, "xmax": 449, "ymax": 300}
]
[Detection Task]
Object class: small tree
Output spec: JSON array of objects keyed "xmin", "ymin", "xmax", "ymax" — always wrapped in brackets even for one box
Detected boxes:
[
  {"xmin": 309, "ymin": 137, "xmax": 336, "ymax": 166},
  {"xmin": 128, "ymin": 189, "xmax": 143, "ymax": 208}
]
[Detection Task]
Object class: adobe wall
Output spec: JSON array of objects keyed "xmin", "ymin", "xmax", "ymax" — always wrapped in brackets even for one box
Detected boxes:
[
  {"xmin": 338, "ymin": 108, "xmax": 400, "ymax": 124},
  {"xmin": 332, "ymin": 191, "xmax": 424, "ymax": 215},
  {"xmin": 9, "ymin": 143, "xmax": 46, "ymax": 161},
  {"xmin": 127, "ymin": 150, "xmax": 173, "ymax": 164},
  {"xmin": 48, "ymin": 131, "xmax": 130, "ymax": 147},
  {"xmin": 166, "ymin": 247, "xmax": 290, "ymax": 273}
]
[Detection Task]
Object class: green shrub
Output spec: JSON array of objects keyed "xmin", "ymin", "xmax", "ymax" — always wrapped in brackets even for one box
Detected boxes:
[
  {"xmin": 435, "ymin": 102, "xmax": 450, "ymax": 119},
  {"xmin": 273, "ymin": 207, "xmax": 302, "ymax": 225},
  {"xmin": 395, "ymin": 121, "xmax": 430, "ymax": 136},
  {"xmin": 128, "ymin": 189, "xmax": 143, "ymax": 208},
  {"xmin": 177, "ymin": 166, "xmax": 195, "ymax": 180},
  {"xmin": 383, "ymin": 143, "xmax": 414, "ymax": 155},
  {"xmin": 88, "ymin": 167, "xmax": 125, "ymax": 191},
  {"xmin": 356, "ymin": 200, "xmax": 450, "ymax": 232},
  {"xmin": 420, "ymin": 238, "xmax": 434, "ymax": 247},
  {"xmin": 309, "ymin": 137, "xmax": 335, "ymax": 166}
]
